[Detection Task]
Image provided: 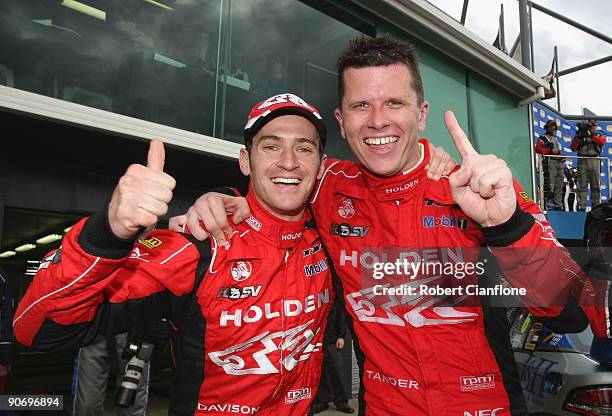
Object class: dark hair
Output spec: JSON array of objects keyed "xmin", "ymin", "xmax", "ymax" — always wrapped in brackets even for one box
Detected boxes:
[{"xmin": 336, "ymin": 36, "xmax": 424, "ymax": 105}]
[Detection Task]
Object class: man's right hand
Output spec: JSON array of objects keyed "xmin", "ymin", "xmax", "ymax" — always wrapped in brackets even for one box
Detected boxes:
[
  {"xmin": 108, "ymin": 139, "xmax": 176, "ymax": 239},
  {"xmin": 169, "ymin": 192, "xmax": 250, "ymax": 247}
]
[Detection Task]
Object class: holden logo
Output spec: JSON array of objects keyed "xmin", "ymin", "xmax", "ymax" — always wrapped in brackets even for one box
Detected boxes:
[
  {"xmin": 337, "ymin": 198, "xmax": 355, "ymax": 219},
  {"xmin": 231, "ymin": 261, "xmax": 253, "ymax": 282}
]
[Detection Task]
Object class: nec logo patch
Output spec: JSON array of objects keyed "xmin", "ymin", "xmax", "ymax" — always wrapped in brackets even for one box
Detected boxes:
[{"xmin": 463, "ymin": 409, "xmax": 504, "ymax": 416}]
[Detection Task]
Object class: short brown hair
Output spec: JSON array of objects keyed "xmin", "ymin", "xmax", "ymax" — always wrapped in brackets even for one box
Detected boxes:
[{"xmin": 336, "ymin": 36, "xmax": 424, "ymax": 105}]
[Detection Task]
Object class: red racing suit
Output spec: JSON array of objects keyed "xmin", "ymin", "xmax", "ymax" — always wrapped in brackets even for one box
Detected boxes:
[
  {"xmin": 309, "ymin": 139, "xmax": 610, "ymax": 416},
  {"xmin": 14, "ymin": 191, "xmax": 334, "ymax": 416}
]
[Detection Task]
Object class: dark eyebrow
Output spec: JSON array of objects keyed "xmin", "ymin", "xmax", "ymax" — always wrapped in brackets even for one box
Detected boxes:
[
  {"xmin": 258, "ymin": 136, "xmax": 319, "ymax": 148},
  {"xmin": 258, "ymin": 135, "xmax": 282, "ymax": 142},
  {"xmin": 296, "ymin": 137, "xmax": 319, "ymax": 148}
]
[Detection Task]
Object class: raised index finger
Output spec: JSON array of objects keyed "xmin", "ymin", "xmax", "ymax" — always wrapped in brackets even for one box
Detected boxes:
[
  {"xmin": 444, "ymin": 111, "xmax": 477, "ymax": 158},
  {"xmin": 147, "ymin": 139, "xmax": 165, "ymax": 172}
]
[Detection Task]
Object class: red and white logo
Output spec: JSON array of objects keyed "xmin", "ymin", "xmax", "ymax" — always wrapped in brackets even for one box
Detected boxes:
[
  {"xmin": 464, "ymin": 408, "xmax": 504, "ymax": 416},
  {"xmin": 460, "ymin": 374, "xmax": 496, "ymax": 392},
  {"xmin": 337, "ymin": 198, "xmax": 355, "ymax": 219},
  {"xmin": 281, "ymin": 232, "xmax": 303, "ymax": 241},
  {"xmin": 231, "ymin": 261, "xmax": 253, "ymax": 282},
  {"xmin": 385, "ymin": 179, "xmax": 419, "ymax": 194},
  {"xmin": 245, "ymin": 94, "xmax": 322, "ymax": 130},
  {"xmin": 245, "ymin": 215, "xmax": 262, "ymax": 232},
  {"xmin": 285, "ymin": 387, "xmax": 312, "ymax": 404}
]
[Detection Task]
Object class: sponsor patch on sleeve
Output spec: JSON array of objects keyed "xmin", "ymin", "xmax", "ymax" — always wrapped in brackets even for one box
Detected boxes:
[
  {"xmin": 518, "ymin": 192, "xmax": 533, "ymax": 203},
  {"xmin": 141, "ymin": 237, "xmax": 163, "ymax": 249}
]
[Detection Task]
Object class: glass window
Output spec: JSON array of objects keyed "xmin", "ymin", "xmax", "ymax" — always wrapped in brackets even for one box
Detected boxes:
[
  {"xmin": 0, "ymin": 0, "xmax": 221, "ymax": 136},
  {"xmin": 221, "ymin": 0, "xmax": 361, "ymax": 158},
  {"xmin": 1, "ymin": 0, "xmax": 366, "ymax": 158}
]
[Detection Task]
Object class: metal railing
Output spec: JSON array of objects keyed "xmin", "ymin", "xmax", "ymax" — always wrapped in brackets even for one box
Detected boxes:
[{"xmin": 535, "ymin": 154, "xmax": 611, "ymax": 212}]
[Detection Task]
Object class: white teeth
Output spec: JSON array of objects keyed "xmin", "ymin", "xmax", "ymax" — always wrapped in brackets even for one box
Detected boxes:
[
  {"xmin": 271, "ymin": 178, "xmax": 300, "ymax": 184},
  {"xmin": 364, "ymin": 136, "xmax": 399, "ymax": 145}
]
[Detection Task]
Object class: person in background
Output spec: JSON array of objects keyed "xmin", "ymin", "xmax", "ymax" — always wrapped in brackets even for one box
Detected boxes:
[
  {"xmin": 230, "ymin": 49, "xmax": 250, "ymax": 83},
  {"xmin": 535, "ymin": 120, "xmax": 564, "ymax": 210},
  {"xmin": 72, "ymin": 332, "xmax": 150, "ymax": 416},
  {"xmin": 563, "ymin": 165, "xmax": 578, "ymax": 212},
  {"xmin": 571, "ymin": 119, "xmax": 606, "ymax": 210},
  {"xmin": 259, "ymin": 57, "xmax": 287, "ymax": 99},
  {"xmin": 0, "ymin": 268, "xmax": 13, "ymax": 394},
  {"xmin": 310, "ymin": 300, "xmax": 354, "ymax": 415}
]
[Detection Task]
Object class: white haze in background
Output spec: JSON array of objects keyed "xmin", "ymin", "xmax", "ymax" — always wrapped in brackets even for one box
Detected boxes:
[{"xmin": 427, "ymin": 0, "xmax": 612, "ymax": 116}]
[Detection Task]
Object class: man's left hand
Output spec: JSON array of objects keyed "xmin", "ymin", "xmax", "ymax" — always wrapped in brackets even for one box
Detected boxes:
[
  {"xmin": 445, "ymin": 111, "xmax": 516, "ymax": 227},
  {"xmin": 336, "ymin": 338, "xmax": 345, "ymax": 350},
  {"xmin": 426, "ymin": 143, "xmax": 457, "ymax": 180}
]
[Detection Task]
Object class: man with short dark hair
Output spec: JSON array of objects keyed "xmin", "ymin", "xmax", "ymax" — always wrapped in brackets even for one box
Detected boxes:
[
  {"xmin": 536, "ymin": 120, "xmax": 564, "ymax": 210},
  {"xmin": 571, "ymin": 120, "xmax": 606, "ymax": 210}
]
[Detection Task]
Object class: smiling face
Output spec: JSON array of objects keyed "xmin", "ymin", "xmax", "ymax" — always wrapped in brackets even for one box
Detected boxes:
[
  {"xmin": 240, "ymin": 115, "xmax": 325, "ymax": 221},
  {"xmin": 335, "ymin": 63, "xmax": 429, "ymax": 177}
]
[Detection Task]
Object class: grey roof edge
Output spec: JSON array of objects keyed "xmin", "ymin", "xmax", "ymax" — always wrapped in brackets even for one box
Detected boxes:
[{"xmin": 350, "ymin": 0, "xmax": 546, "ymax": 100}]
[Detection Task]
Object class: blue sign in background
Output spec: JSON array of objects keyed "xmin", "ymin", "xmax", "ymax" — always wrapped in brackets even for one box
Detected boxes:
[{"xmin": 532, "ymin": 102, "xmax": 611, "ymax": 204}]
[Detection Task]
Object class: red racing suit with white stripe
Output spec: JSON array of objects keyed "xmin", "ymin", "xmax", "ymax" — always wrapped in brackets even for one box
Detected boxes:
[
  {"xmin": 14, "ymin": 191, "xmax": 334, "ymax": 416},
  {"xmin": 310, "ymin": 139, "xmax": 610, "ymax": 416}
]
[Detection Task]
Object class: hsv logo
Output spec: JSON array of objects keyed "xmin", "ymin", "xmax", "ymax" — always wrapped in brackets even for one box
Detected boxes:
[
  {"xmin": 330, "ymin": 223, "xmax": 370, "ymax": 238},
  {"xmin": 337, "ymin": 197, "xmax": 355, "ymax": 219},
  {"xmin": 423, "ymin": 215, "xmax": 468, "ymax": 230},
  {"xmin": 385, "ymin": 179, "xmax": 418, "ymax": 194},
  {"xmin": 285, "ymin": 387, "xmax": 312, "ymax": 404},
  {"xmin": 245, "ymin": 215, "xmax": 262, "ymax": 232},
  {"xmin": 217, "ymin": 285, "xmax": 262, "ymax": 300},
  {"xmin": 460, "ymin": 374, "xmax": 496, "ymax": 392},
  {"xmin": 464, "ymin": 409, "xmax": 504, "ymax": 416},
  {"xmin": 231, "ymin": 261, "xmax": 253, "ymax": 282},
  {"xmin": 281, "ymin": 232, "xmax": 303, "ymax": 241}
]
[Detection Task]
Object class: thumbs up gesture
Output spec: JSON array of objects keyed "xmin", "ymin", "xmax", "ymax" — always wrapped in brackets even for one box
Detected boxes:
[
  {"xmin": 445, "ymin": 111, "xmax": 517, "ymax": 227},
  {"xmin": 108, "ymin": 139, "xmax": 176, "ymax": 239}
]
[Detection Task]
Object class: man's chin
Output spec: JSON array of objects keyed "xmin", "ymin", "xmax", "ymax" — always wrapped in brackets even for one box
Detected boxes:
[
  {"xmin": 267, "ymin": 197, "xmax": 307, "ymax": 218},
  {"xmin": 363, "ymin": 161, "xmax": 402, "ymax": 177}
]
